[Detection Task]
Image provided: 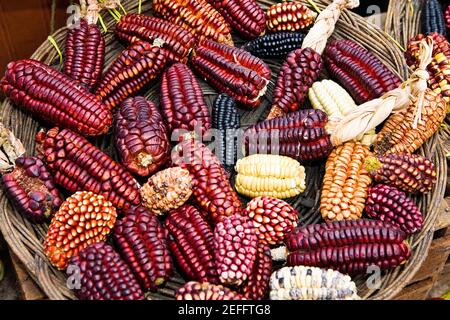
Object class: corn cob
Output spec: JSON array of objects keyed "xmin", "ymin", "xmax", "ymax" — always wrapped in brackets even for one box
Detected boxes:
[
  {"xmin": 64, "ymin": 18, "xmax": 105, "ymax": 89},
  {"xmin": 160, "ymin": 63, "xmax": 212, "ymax": 137},
  {"xmin": 176, "ymin": 281, "xmax": 245, "ymax": 300},
  {"xmin": 165, "ymin": 205, "xmax": 219, "ymax": 284},
  {"xmin": 244, "ymin": 109, "xmax": 333, "ymax": 163},
  {"xmin": 421, "ymin": 0, "xmax": 446, "ymax": 36},
  {"xmin": 152, "ymin": 0, "xmax": 233, "ymax": 45},
  {"xmin": 365, "ymin": 153, "xmax": 437, "ymax": 194},
  {"xmin": 270, "ymin": 266, "xmax": 359, "ymax": 300},
  {"xmin": 172, "ymin": 138, "xmax": 242, "ymax": 224},
  {"xmin": 240, "ymin": 244, "xmax": 272, "ymax": 300},
  {"xmin": 114, "ymin": 97, "xmax": 170, "ymax": 177},
  {"xmin": 95, "ymin": 40, "xmax": 167, "ymax": 110},
  {"xmin": 374, "ymin": 89, "xmax": 446, "ymax": 155},
  {"xmin": 285, "ymin": 219, "xmax": 411, "ymax": 275},
  {"xmin": 214, "ymin": 214, "xmax": 258, "ymax": 286},
  {"xmin": 242, "ymin": 32, "xmax": 306, "ymax": 59},
  {"xmin": 446, "ymin": 5, "xmax": 450, "ymax": 35},
  {"xmin": 269, "ymin": 48, "xmax": 323, "ymax": 118},
  {"xmin": 113, "ymin": 206, "xmax": 173, "ymax": 291},
  {"xmin": 115, "ymin": 14, "xmax": 196, "ymax": 63},
  {"xmin": 44, "ymin": 191, "xmax": 117, "ymax": 270},
  {"xmin": 208, "ymin": 0, "xmax": 266, "ymax": 39},
  {"xmin": 0, "ymin": 59, "xmax": 112, "ymax": 137},
  {"xmin": 308, "ymin": 79, "xmax": 376, "ymax": 145},
  {"xmin": 140, "ymin": 167, "xmax": 193, "ymax": 215},
  {"xmin": 190, "ymin": 39, "xmax": 271, "ymax": 108},
  {"xmin": 320, "ymin": 141, "xmax": 372, "ymax": 222},
  {"xmin": 266, "ymin": 2, "xmax": 317, "ymax": 32},
  {"xmin": 69, "ymin": 242, "xmax": 144, "ymax": 300},
  {"xmin": 324, "ymin": 40, "xmax": 402, "ymax": 104},
  {"xmin": 36, "ymin": 127, "xmax": 140, "ymax": 210},
  {"xmin": 366, "ymin": 184, "xmax": 424, "ymax": 235},
  {"xmin": 2, "ymin": 156, "xmax": 63, "ymax": 223},
  {"xmin": 211, "ymin": 94, "xmax": 240, "ymax": 172},
  {"xmin": 244, "ymin": 196, "xmax": 299, "ymax": 245}
]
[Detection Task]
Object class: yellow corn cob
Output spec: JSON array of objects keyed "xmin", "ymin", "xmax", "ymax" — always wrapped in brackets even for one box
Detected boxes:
[
  {"xmin": 235, "ymin": 154, "xmax": 306, "ymax": 199},
  {"xmin": 270, "ymin": 266, "xmax": 359, "ymax": 300},
  {"xmin": 320, "ymin": 141, "xmax": 372, "ymax": 221},
  {"xmin": 308, "ymin": 79, "xmax": 376, "ymax": 145}
]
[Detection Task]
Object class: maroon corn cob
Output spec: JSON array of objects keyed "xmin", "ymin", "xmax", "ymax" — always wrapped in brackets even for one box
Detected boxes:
[
  {"xmin": 36, "ymin": 127, "xmax": 140, "ymax": 210},
  {"xmin": 176, "ymin": 281, "xmax": 245, "ymax": 300},
  {"xmin": 285, "ymin": 219, "xmax": 411, "ymax": 275},
  {"xmin": 2, "ymin": 156, "xmax": 63, "ymax": 223},
  {"xmin": 165, "ymin": 205, "xmax": 219, "ymax": 284},
  {"xmin": 214, "ymin": 214, "xmax": 258, "ymax": 286},
  {"xmin": 69, "ymin": 242, "xmax": 144, "ymax": 300},
  {"xmin": 172, "ymin": 138, "xmax": 242, "ymax": 224},
  {"xmin": 239, "ymin": 244, "xmax": 272, "ymax": 300},
  {"xmin": 324, "ymin": 40, "xmax": 402, "ymax": 104},
  {"xmin": 366, "ymin": 184, "xmax": 424, "ymax": 235},
  {"xmin": 95, "ymin": 41, "xmax": 168, "ymax": 109},
  {"xmin": 113, "ymin": 206, "xmax": 173, "ymax": 291},
  {"xmin": 114, "ymin": 97, "xmax": 170, "ymax": 177},
  {"xmin": 244, "ymin": 109, "xmax": 333, "ymax": 163},
  {"xmin": 268, "ymin": 48, "xmax": 323, "ymax": 119},
  {"xmin": 208, "ymin": 0, "xmax": 266, "ymax": 39},
  {"xmin": 115, "ymin": 14, "xmax": 196, "ymax": 63},
  {"xmin": 160, "ymin": 63, "xmax": 212, "ymax": 138},
  {"xmin": 64, "ymin": 18, "xmax": 105, "ymax": 90},
  {"xmin": 190, "ymin": 39, "xmax": 271, "ymax": 108},
  {"xmin": 0, "ymin": 59, "xmax": 112, "ymax": 137}
]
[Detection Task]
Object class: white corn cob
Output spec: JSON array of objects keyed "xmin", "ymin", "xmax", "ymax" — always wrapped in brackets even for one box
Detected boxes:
[{"xmin": 270, "ymin": 266, "xmax": 360, "ymax": 300}]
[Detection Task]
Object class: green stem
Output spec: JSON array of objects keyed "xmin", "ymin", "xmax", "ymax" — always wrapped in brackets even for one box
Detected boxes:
[
  {"xmin": 306, "ymin": 0, "xmax": 321, "ymax": 13},
  {"xmin": 138, "ymin": 0, "xmax": 142, "ymax": 14},
  {"xmin": 98, "ymin": 14, "xmax": 108, "ymax": 33},
  {"xmin": 118, "ymin": 2, "xmax": 127, "ymax": 15},
  {"xmin": 47, "ymin": 36, "xmax": 63, "ymax": 65}
]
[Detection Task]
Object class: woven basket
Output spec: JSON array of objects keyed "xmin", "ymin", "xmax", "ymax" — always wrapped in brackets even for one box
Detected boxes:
[{"xmin": 0, "ymin": 0, "xmax": 446, "ymax": 300}]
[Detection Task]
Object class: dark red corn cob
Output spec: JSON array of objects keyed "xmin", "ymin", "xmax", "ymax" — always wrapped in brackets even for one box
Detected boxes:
[
  {"xmin": 160, "ymin": 63, "xmax": 212, "ymax": 138},
  {"xmin": 324, "ymin": 40, "xmax": 402, "ymax": 104},
  {"xmin": 113, "ymin": 206, "xmax": 173, "ymax": 291},
  {"xmin": 64, "ymin": 18, "xmax": 105, "ymax": 90},
  {"xmin": 244, "ymin": 109, "xmax": 333, "ymax": 163},
  {"xmin": 95, "ymin": 41, "xmax": 168, "ymax": 109},
  {"xmin": 36, "ymin": 127, "xmax": 140, "ymax": 210},
  {"xmin": 114, "ymin": 97, "xmax": 170, "ymax": 177},
  {"xmin": 214, "ymin": 214, "xmax": 258, "ymax": 286},
  {"xmin": 239, "ymin": 244, "xmax": 272, "ymax": 300},
  {"xmin": 285, "ymin": 219, "xmax": 411, "ymax": 275},
  {"xmin": 269, "ymin": 48, "xmax": 323, "ymax": 119},
  {"xmin": 176, "ymin": 281, "xmax": 245, "ymax": 300},
  {"xmin": 366, "ymin": 184, "xmax": 424, "ymax": 235},
  {"xmin": 208, "ymin": 0, "xmax": 266, "ymax": 39},
  {"xmin": 165, "ymin": 205, "xmax": 219, "ymax": 284},
  {"xmin": 190, "ymin": 39, "xmax": 271, "ymax": 108},
  {"xmin": 115, "ymin": 14, "xmax": 196, "ymax": 63},
  {"xmin": 2, "ymin": 156, "xmax": 62, "ymax": 223},
  {"xmin": 0, "ymin": 59, "xmax": 112, "ymax": 137},
  {"xmin": 365, "ymin": 153, "xmax": 437, "ymax": 194},
  {"xmin": 69, "ymin": 242, "xmax": 144, "ymax": 300},
  {"xmin": 446, "ymin": 5, "xmax": 450, "ymax": 35},
  {"xmin": 172, "ymin": 138, "xmax": 242, "ymax": 224}
]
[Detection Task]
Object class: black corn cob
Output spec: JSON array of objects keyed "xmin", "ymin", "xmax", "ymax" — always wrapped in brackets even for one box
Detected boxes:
[
  {"xmin": 212, "ymin": 94, "xmax": 241, "ymax": 171},
  {"xmin": 242, "ymin": 32, "xmax": 306, "ymax": 59},
  {"xmin": 422, "ymin": 0, "xmax": 446, "ymax": 36}
]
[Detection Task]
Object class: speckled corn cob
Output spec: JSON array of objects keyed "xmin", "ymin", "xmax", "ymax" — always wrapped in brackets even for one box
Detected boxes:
[
  {"xmin": 235, "ymin": 154, "xmax": 306, "ymax": 199},
  {"xmin": 176, "ymin": 281, "xmax": 245, "ymax": 300},
  {"xmin": 115, "ymin": 14, "xmax": 196, "ymax": 63},
  {"xmin": 36, "ymin": 128, "xmax": 140, "ymax": 210},
  {"xmin": 270, "ymin": 266, "xmax": 359, "ymax": 300},
  {"xmin": 320, "ymin": 141, "xmax": 372, "ymax": 221},
  {"xmin": 422, "ymin": 0, "xmax": 446, "ymax": 36},
  {"xmin": 44, "ymin": 191, "xmax": 117, "ymax": 270},
  {"xmin": 64, "ymin": 18, "xmax": 104, "ymax": 89},
  {"xmin": 152, "ymin": 0, "xmax": 233, "ymax": 45},
  {"xmin": 240, "ymin": 244, "xmax": 272, "ymax": 300},
  {"xmin": 242, "ymin": 32, "xmax": 306, "ymax": 59},
  {"xmin": 0, "ymin": 59, "xmax": 112, "ymax": 137},
  {"xmin": 266, "ymin": 2, "xmax": 317, "ymax": 32},
  {"xmin": 95, "ymin": 40, "xmax": 167, "ymax": 109},
  {"xmin": 365, "ymin": 153, "xmax": 436, "ymax": 194}
]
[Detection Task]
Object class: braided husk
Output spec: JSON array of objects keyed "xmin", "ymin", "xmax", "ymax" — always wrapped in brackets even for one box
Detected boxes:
[{"xmin": 0, "ymin": 0, "xmax": 445, "ymax": 300}]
